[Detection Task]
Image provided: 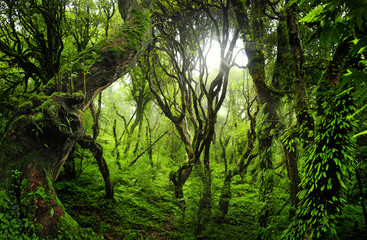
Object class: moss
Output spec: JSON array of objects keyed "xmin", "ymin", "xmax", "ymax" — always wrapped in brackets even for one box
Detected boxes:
[
  {"xmin": 0, "ymin": 140, "xmax": 38, "ymax": 188},
  {"xmin": 30, "ymin": 92, "xmax": 47, "ymax": 105},
  {"xmin": 71, "ymin": 91, "xmax": 84, "ymax": 99},
  {"xmin": 124, "ymin": 9, "xmax": 151, "ymax": 51},
  {"xmin": 105, "ymin": 44, "xmax": 126, "ymax": 60},
  {"xmin": 58, "ymin": 213, "xmax": 80, "ymax": 233},
  {"xmin": 58, "ymin": 213, "xmax": 104, "ymax": 239},
  {"xmin": 50, "ymin": 91, "xmax": 68, "ymax": 98},
  {"xmin": 32, "ymin": 112, "xmax": 45, "ymax": 122},
  {"xmin": 18, "ymin": 101, "xmax": 33, "ymax": 110}
]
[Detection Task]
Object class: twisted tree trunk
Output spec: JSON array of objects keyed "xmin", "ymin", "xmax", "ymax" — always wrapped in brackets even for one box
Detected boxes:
[{"xmin": 0, "ymin": 0, "xmax": 153, "ymax": 237}]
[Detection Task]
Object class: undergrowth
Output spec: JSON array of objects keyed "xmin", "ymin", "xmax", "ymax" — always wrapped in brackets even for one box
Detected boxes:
[{"xmin": 53, "ymin": 139, "xmax": 367, "ymax": 240}]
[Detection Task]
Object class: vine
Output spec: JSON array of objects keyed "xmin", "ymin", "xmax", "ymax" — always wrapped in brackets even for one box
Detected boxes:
[{"xmin": 282, "ymin": 88, "xmax": 358, "ymax": 239}]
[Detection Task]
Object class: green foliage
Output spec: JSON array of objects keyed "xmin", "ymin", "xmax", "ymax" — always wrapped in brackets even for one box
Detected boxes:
[
  {"xmin": 336, "ymin": 204, "xmax": 367, "ymax": 239},
  {"xmin": 64, "ymin": 0, "xmax": 104, "ymax": 53},
  {"xmin": 56, "ymin": 151, "xmax": 182, "ymax": 239},
  {"xmin": 122, "ymin": 9, "xmax": 151, "ymax": 51},
  {"xmin": 282, "ymin": 88, "xmax": 358, "ymax": 239},
  {"xmin": 0, "ymin": 0, "xmax": 65, "ymax": 91},
  {"xmin": 0, "ymin": 170, "xmax": 39, "ymax": 239},
  {"xmin": 2, "ymin": 0, "xmax": 367, "ymax": 239}
]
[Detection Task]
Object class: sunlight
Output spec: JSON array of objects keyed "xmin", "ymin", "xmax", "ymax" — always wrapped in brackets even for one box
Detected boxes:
[{"xmin": 205, "ymin": 39, "xmax": 248, "ymax": 71}]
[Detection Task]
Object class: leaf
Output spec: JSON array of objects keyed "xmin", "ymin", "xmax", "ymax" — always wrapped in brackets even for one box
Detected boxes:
[
  {"xmin": 353, "ymin": 130, "xmax": 367, "ymax": 138},
  {"xmin": 320, "ymin": 25, "xmax": 340, "ymax": 46},
  {"xmin": 300, "ymin": 4, "xmax": 324, "ymax": 23},
  {"xmin": 50, "ymin": 208, "xmax": 54, "ymax": 218},
  {"xmin": 351, "ymin": 36, "xmax": 367, "ymax": 55},
  {"xmin": 299, "ymin": 0, "xmax": 311, "ymax": 5},
  {"xmin": 340, "ymin": 179, "xmax": 347, "ymax": 189}
]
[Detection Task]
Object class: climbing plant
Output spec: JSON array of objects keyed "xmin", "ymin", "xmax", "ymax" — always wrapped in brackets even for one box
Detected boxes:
[{"xmin": 282, "ymin": 88, "xmax": 357, "ymax": 239}]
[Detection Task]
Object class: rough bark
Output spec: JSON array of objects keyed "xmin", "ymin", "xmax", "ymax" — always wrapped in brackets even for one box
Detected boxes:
[
  {"xmin": 281, "ymin": 134, "xmax": 300, "ymax": 211},
  {"xmin": 232, "ymin": 1, "xmax": 276, "ymax": 238},
  {"xmin": 169, "ymin": 163, "xmax": 194, "ymax": 211},
  {"xmin": 232, "ymin": 1, "xmax": 305, "ymax": 223},
  {"xmin": 62, "ymin": 146, "xmax": 77, "ymax": 180},
  {"xmin": 0, "ymin": 0, "xmax": 154, "ymax": 236},
  {"xmin": 285, "ymin": 0, "xmax": 314, "ymax": 137},
  {"xmin": 356, "ymin": 169, "xmax": 367, "ymax": 232},
  {"xmin": 277, "ymin": 4, "xmax": 307, "ymax": 210},
  {"xmin": 77, "ymin": 135, "xmax": 114, "ymax": 199}
]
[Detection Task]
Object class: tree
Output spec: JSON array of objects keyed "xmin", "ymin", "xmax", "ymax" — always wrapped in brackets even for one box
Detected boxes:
[
  {"xmin": 282, "ymin": 0, "xmax": 367, "ymax": 239},
  {"xmin": 231, "ymin": 1, "xmax": 285, "ymax": 238},
  {"xmin": 216, "ymin": 76, "xmax": 259, "ymax": 222},
  {"xmin": 0, "ymin": 0, "xmax": 154, "ymax": 237},
  {"xmin": 123, "ymin": 65, "xmax": 153, "ymax": 156},
  {"xmin": 62, "ymin": 1, "xmax": 114, "ymax": 197},
  {"xmin": 0, "ymin": 0, "xmax": 65, "ymax": 93},
  {"xmin": 64, "ymin": 0, "xmax": 103, "ymax": 54},
  {"xmin": 146, "ymin": 0, "xmax": 240, "ymax": 236}
]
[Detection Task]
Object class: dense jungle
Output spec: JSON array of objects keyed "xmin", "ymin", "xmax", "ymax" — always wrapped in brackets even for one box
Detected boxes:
[{"xmin": 0, "ymin": 0, "xmax": 367, "ymax": 239}]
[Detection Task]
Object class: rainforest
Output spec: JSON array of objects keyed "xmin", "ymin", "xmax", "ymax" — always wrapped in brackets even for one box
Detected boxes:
[{"xmin": 0, "ymin": 0, "xmax": 367, "ymax": 239}]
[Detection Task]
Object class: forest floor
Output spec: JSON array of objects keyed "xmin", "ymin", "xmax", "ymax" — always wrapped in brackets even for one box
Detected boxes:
[
  {"xmin": 55, "ymin": 152, "xmax": 367, "ymax": 240},
  {"xmin": 55, "ymin": 153, "xmax": 263, "ymax": 239}
]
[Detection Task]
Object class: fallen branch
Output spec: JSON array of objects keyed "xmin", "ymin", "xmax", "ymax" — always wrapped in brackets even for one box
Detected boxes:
[{"xmin": 129, "ymin": 130, "xmax": 169, "ymax": 166}]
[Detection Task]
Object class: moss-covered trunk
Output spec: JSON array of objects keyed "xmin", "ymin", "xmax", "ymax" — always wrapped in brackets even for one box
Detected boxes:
[{"xmin": 0, "ymin": 0, "xmax": 154, "ymax": 237}]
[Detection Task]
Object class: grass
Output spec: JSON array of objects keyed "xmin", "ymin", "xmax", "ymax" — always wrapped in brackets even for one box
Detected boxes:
[
  {"xmin": 54, "ymin": 146, "xmax": 367, "ymax": 240},
  {"xmin": 55, "ymin": 154, "xmax": 183, "ymax": 240}
]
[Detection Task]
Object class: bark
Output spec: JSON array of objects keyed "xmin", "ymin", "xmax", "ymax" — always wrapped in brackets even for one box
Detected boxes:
[
  {"xmin": 62, "ymin": 146, "xmax": 77, "ymax": 180},
  {"xmin": 124, "ymin": 104, "xmax": 145, "ymax": 154},
  {"xmin": 217, "ymin": 146, "xmax": 258, "ymax": 222},
  {"xmin": 232, "ymin": 1, "xmax": 304, "ymax": 224},
  {"xmin": 0, "ymin": 0, "xmax": 154, "ymax": 236},
  {"xmin": 217, "ymin": 171, "xmax": 232, "ymax": 222},
  {"xmin": 129, "ymin": 130, "xmax": 168, "ymax": 166},
  {"xmin": 196, "ymin": 138, "xmax": 213, "ymax": 237},
  {"xmin": 285, "ymin": 1, "xmax": 314, "ymax": 137},
  {"xmin": 232, "ymin": 1, "xmax": 276, "ymax": 238},
  {"xmin": 112, "ymin": 119, "xmax": 122, "ymax": 169},
  {"xmin": 0, "ymin": 93, "xmax": 83, "ymax": 237},
  {"xmin": 145, "ymin": 114, "xmax": 154, "ymax": 167},
  {"xmin": 169, "ymin": 163, "xmax": 193, "ymax": 207},
  {"xmin": 282, "ymin": 4, "xmax": 359, "ymax": 238},
  {"xmin": 276, "ymin": 6, "xmax": 306, "ymax": 210},
  {"xmin": 85, "ymin": 92, "xmax": 114, "ymax": 198},
  {"xmin": 356, "ymin": 169, "xmax": 367, "ymax": 232},
  {"xmin": 281, "ymin": 137, "xmax": 300, "ymax": 213},
  {"xmin": 133, "ymin": 119, "xmax": 144, "ymax": 154},
  {"xmin": 112, "ymin": 105, "xmax": 135, "ymax": 168},
  {"xmin": 77, "ymin": 135, "xmax": 114, "ymax": 199},
  {"xmin": 90, "ymin": 93, "xmax": 102, "ymax": 140}
]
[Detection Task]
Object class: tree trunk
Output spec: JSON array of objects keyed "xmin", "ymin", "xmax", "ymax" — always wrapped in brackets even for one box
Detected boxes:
[
  {"xmin": 356, "ymin": 169, "xmax": 367, "ymax": 232},
  {"xmin": 232, "ymin": 1, "xmax": 276, "ymax": 238},
  {"xmin": 217, "ymin": 171, "xmax": 232, "ymax": 223},
  {"xmin": 112, "ymin": 118, "xmax": 122, "ymax": 169},
  {"xmin": 77, "ymin": 135, "xmax": 114, "ymax": 199},
  {"xmin": 196, "ymin": 142, "xmax": 213, "ymax": 238},
  {"xmin": 62, "ymin": 146, "xmax": 77, "ymax": 180},
  {"xmin": 217, "ymin": 120, "xmax": 257, "ymax": 222},
  {"xmin": 281, "ymin": 140, "xmax": 300, "ymax": 216},
  {"xmin": 0, "ymin": 0, "xmax": 153, "ymax": 236},
  {"xmin": 169, "ymin": 163, "xmax": 193, "ymax": 207}
]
